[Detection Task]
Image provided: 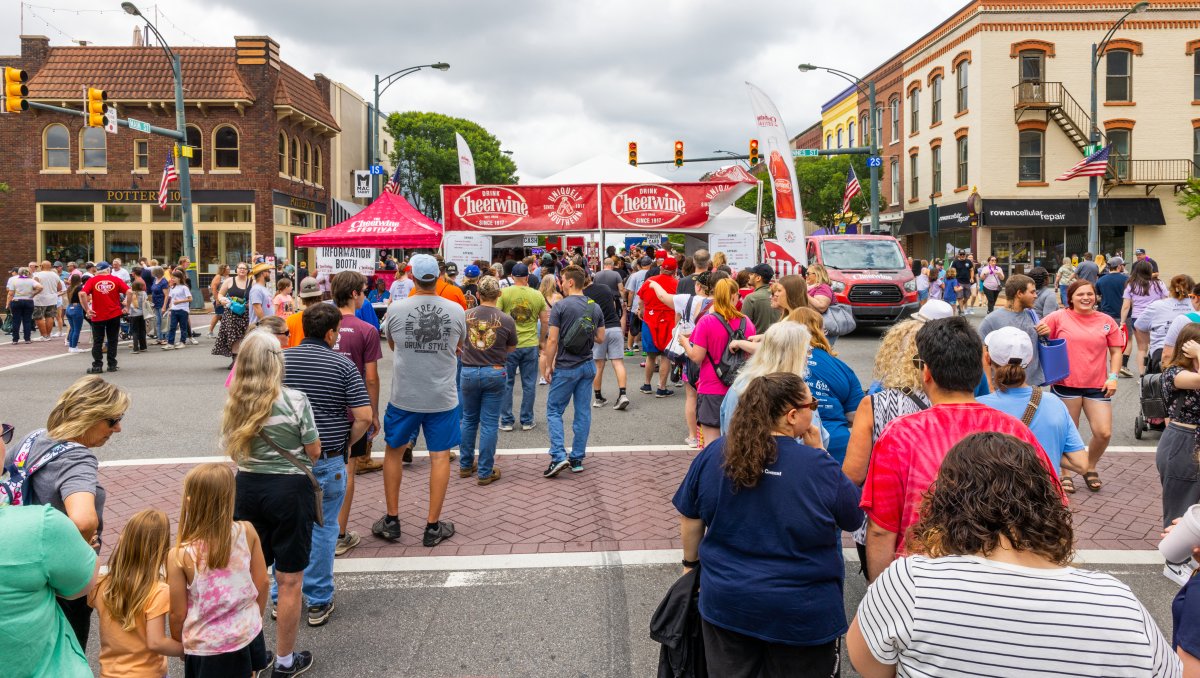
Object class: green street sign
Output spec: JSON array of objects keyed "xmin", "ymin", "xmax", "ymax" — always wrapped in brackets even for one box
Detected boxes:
[
  {"xmin": 792, "ymin": 149, "xmax": 820, "ymax": 157},
  {"xmin": 128, "ymin": 117, "xmax": 152, "ymax": 133},
  {"xmin": 1084, "ymin": 143, "xmax": 1102, "ymax": 155}
]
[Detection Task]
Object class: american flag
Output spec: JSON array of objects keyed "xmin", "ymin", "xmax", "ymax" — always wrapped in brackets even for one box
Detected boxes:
[
  {"xmin": 1056, "ymin": 144, "xmax": 1111, "ymax": 181},
  {"xmin": 383, "ymin": 165, "xmax": 402, "ymax": 195},
  {"xmin": 158, "ymin": 154, "xmax": 178, "ymax": 208},
  {"xmin": 841, "ymin": 166, "xmax": 861, "ymax": 215}
]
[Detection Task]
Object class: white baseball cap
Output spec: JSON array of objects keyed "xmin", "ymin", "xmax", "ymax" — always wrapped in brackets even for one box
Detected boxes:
[
  {"xmin": 985, "ymin": 326, "xmax": 1034, "ymax": 368},
  {"xmin": 913, "ymin": 299, "xmax": 954, "ymax": 323}
]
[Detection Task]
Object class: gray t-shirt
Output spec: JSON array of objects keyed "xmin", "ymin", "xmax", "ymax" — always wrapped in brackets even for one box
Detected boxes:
[
  {"xmin": 1075, "ymin": 261, "xmax": 1100, "ymax": 283},
  {"xmin": 249, "ymin": 283, "xmax": 274, "ymax": 322},
  {"xmin": 979, "ymin": 307, "xmax": 1044, "ymax": 387},
  {"xmin": 5, "ymin": 430, "xmax": 107, "ymax": 543},
  {"xmin": 1165, "ymin": 311, "xmax": 1200, "ymax": 351},
  {"xmin": 592, "ymin": 269, "xmax": 622, "ymax": 298},
  {"xmin": 383, "ymin": 294, "xmax": 466, "ymax": 413},
  {"xmin": 1034, "ymin": 287, "xmax": 1059, "ymax": 320},
  {"xmin": 550, "ymin": 294, "xmax": 604, "ymax": 370},
  {"xmin": 625, "ymin": 269, "xmax": 649, "ymax": 312},
  {"xmin": 32, "ymin": 271, "xmax": 62, "ymax": 307}
]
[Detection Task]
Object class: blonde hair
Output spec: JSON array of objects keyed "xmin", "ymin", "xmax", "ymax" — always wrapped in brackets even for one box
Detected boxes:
[
  {"xmin": 177, "ymin": 463, "xmax": 236, "ymax": 571},
  {"xmin": 46, "ymin": 376, "xmax": 131, "ymax": 441},
  {"xmin": 807, "ymin": 263, "xmax": 832, "ymax": 286},
  {"xmin": 97, "ymin": 509, "xmax": 170, "ymax": 631},
  {"xmin": 221, "ymin": 331, "xmax": 282, "ymax": 461},
  {"xmin": 731, "ymin": 321, "xmax": 813, "ymax": 393},
  {"xmin": 711, "ymin": 252, "xmax": 727, "ymax": 269},
  {"xmin": 787, "ymin": 307, "xmax": 835, "ymax": 356},
  {"xmin": 538, "ymin": 275, "xmax": 559, "ymax": 303},
  {"xmin": 710, "ymin": 278, "xmax": 745, "ymax": 321},
  {"xmin": 873, "ymin": 319, "xmax": 924, "ymax": 392}
]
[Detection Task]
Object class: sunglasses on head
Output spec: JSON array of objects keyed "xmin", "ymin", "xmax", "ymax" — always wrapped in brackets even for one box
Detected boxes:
[
  {"xmin": 1, "ymin": 423, "xmax": 13, "ymax": 444},
  {"xmin": 912, "ymin": 354, "xmax": 926, "ymax": 371}
]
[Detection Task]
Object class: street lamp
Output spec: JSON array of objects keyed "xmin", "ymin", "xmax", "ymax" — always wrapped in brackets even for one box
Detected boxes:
[
  {"xmin": 368, "ymin": 63, "xmax": 450, "ymax": 198},
  {"xmin": 797, "ymin": 64, "xmax": 881, "ymax": 236},
  {"xmin": 712, "ymin": 149, "xmax": 750, "ymax": 169},
  {"xmin": 1087, "ymin": 1, "xmax": 1149, "ymax": 255},
  {"xmin": 122, "ymin": 1, "xmax": 199, "ymax": 306}
]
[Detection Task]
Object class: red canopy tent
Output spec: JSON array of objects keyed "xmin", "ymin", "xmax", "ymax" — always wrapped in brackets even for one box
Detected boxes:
[{"xmin": 295, "ymin": 191, "xmax": 442, "ymax": 249}]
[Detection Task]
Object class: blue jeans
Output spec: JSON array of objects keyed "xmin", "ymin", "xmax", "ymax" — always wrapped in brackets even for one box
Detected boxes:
[
  {"xmin": 546, "ymin": 361, "xmax": 596, "ymax": 463},
  {"xmin": 1059, "ymin": 284, "xmax": 1069, "ymax": 306},
  {"xmin": 166, "ymin": 308, "xmax": 189, "ymax": 344},
  {"xmin": 271, "ymin": 456, "xmax": 346, "ymax": 607},
  {"xmin": 501, "ymin": 346, "xmax": 539, "ymax": 427},
  {"xmin": 153, "ymin": 306, "xmax": 163, "ymax": 339},
  {"xmin": 65, "ymin": 303, "xmax": 84, "ymax": 348},
  {"xmin": 460, "ymin": 365, "xmax": 506, "ymax": 479}
]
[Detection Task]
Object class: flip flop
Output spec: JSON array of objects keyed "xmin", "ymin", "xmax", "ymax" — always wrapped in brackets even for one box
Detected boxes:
[{"xmin": 1083, "ymin": 471, "xmax": 1102, "ymax": 492}]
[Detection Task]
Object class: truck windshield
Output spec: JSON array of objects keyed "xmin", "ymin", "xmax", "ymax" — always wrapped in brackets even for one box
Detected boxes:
[{"xmin": 819, "ymin": 240, "xmax": 905, "ymax": 270}]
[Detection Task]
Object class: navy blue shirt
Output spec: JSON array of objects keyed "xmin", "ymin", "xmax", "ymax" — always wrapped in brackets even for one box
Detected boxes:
[
  {"xmin": 804, "ymin": 348, "xmax": 864, "ymax": 463},
  {"xmin": 1173, "ymin": 573, "xmax": 1200, "ymax": 656},
  {"xmin": 672, "ymin": 436, "xmax": 862, "ymax": 645},
  {"xmin": 150, "ymin": 277, "xmax": 169, "ymax": 308},
  {"xmin": 1095, "ymin": 271, "xmax": 1128, "ymax": 320}
]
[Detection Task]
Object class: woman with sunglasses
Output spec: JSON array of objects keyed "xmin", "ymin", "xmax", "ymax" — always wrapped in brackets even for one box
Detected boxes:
[
  {"xmin": 673, "ymin": 372, "xmax": 861, "ymax": 676},
  {"xmin": 4, "ymin": 375, "xmax": 129, "ymax": 652}
]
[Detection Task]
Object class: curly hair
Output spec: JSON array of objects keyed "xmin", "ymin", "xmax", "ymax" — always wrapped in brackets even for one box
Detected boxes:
[
  {"xmin": 872, "ymin": 319, "xmax": 923, "ymax": 392},
  {"xmin": 723, "ymin": 372, "xmax": 811, "ymax": 490},
  {"xmin": 907, "ymin": 432, "xmax": 1073, "ymax": 565}
]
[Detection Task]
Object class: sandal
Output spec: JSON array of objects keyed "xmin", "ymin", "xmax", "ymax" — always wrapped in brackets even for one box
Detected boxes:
[
  {"xmin": 1060, "ymin": 476, "xmax": 1076, "ymax": 494},
  {"xmin": 1083, "ymin": 471, "xmax": 1102, "ymax": 492}
]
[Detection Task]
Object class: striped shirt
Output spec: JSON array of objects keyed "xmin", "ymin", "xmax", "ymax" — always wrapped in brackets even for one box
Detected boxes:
[
  {"xmin": 283, "ymin": 338, "xmax": 370, "ymax": 457},
  {"xmin": 239, "ymin": 387, "xmax": 319, "ymax": 475},
  {"xmin": 857, "ymin": 555, "xmax": 1180, "ymax": 677}
]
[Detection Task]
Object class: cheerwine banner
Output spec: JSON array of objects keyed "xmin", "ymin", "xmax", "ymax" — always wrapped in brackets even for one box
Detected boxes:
[
  {"xmin": 345, "ymin": 216, "xmax": 403, "ymax": 234},
  {"xmin": 601, "ymin": 181, "xmax": 753, "ymax": 230},
  {"xmin": 444, "ymin": 184, "xmax": 598, "ymax": 232},
  {"xmin": 747, "ymin": 82, "xmax": 807, "ymax": 266}
]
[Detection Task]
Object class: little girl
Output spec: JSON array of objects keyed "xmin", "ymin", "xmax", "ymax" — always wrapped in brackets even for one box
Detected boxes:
[
  {"xmin": 127, "ymin": 278, "xmax": 149, "ymax": 353},
  {"xmin": 89, "ymin": 509, "xmax": 183, "ymax": 678},
  {"xmin": 163, "ymin": 271, "xmax": 193, "ymax": 349},
  {"xmin": 272, "ymin": 279, "xmax": 294, "ymax": 317},
  {"xmin": 168, "ymin": 463, "xmax": 270, "ymax": 678}
]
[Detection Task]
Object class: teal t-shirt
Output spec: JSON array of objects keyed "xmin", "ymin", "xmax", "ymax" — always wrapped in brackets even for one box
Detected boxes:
[{"xmin": 0, "ymin": 504, "xmax": 95, "ymax": 678}]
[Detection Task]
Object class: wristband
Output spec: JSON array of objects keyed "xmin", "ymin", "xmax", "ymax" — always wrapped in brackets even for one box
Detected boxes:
[
  {"xmin": 682, "ymin": 558, "xmax": 700, "ymax": 568},
  {"xmin": 1107, "ymin": 373, "xmax": 1118, "ymax": 381}
]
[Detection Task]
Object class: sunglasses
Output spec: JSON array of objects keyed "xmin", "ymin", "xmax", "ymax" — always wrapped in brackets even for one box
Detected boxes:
[
  {"xmin": 275, "ymin": 330, "xmax": 290, "ymax": 337},
  {"xmin": 912, "ymin": 354, "xmax": 926, "ymax": 371},
  {"xmin": 106, "ymin": 415, "xmax": 123, "ymax": 428},
  {"xmin": 792, "ymin": 399, "xmax": 820, "ymax": 412},
  {"xmin": 1, "ymin": 423, "xmax": 13, "ymax": 445}
]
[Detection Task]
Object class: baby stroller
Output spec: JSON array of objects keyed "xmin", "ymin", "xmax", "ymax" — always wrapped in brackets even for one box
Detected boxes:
[
  {"xmin": 1134, "ymin": 348, "xmax": 1167, "ymax": 440},
  {"xmin": 119, "ymin": 313, "xmax": 132, "ymax": 343}
]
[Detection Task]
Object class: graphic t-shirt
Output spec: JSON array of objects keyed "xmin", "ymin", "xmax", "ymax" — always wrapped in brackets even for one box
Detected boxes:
[
  {"xmin": 549, "ymin": 294, "xmax": 604, "ymax": 370},
  {"xmin": 689, "ymin": 313, "xmax": 755, "ymax": 396},
  {"xmin": 81, "ymin": 274, "xmax": 129, "ymax": 322},
  {"xmin": 462, "ymin": 305, "xmax": 517, "ymax": 366},
  {"xmin": 979, "ymin": 387, "xmax": 1085, "ymax": 473},
  {"xmin": 383, "ymin": 294, "xmax": 466, "ymax": 412},
  {"xmin": 804, "ymin": 348, "xmax": 864, "ymax": 463},
  {"xmin": 950, "ymin": 259, "xmax": 973, "ymax": 283},
  {"xmin": 332, "ymin": 313, "xmax": 382, "ymax": 375},
  {"xmin": 388, "ymin": 277, "xmax": 414, "ymax": 300},
  {"xmin": 498, "ymin": 285, "xmax": 547, "ymax": 349},
  {"xmin": 1043, "ymin": 309, "xmax": 1123, "ymax": 389},
  {"xmin": 861, "ymin": 403, "xmax": 1056, "ymax": 557}
]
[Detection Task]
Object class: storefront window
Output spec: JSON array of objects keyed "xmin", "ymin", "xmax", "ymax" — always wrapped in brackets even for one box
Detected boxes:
[
  {"xmin": 151, "ymin": 230, "xmax": 183, "ymax": 264},
  {"xmin": 198, "ymin": 205, "xmax": 252, "ymax": 222},
  {"xmin": 224, "ymin": 232, "xmax": 252, "ymax": 266},
  {"xmin": 150, "ymin": 205, "xmax": 182, "ymax": 222},
  {"xmin": 43, "ymin": 230, "xmax": 94, "ymax": 264},
  {"xmin": 290, "ymin": 210, "xmax": 310, "ymax": 229},
  {"xmin": 103, "ymin": 205, "xmax": 142, "ymax": 222},
  {"xmin": 199, "ymin": 230, "xmax": 252, "ymax": 271},
  {"xmin": 104, "ymin": 230, "xmax": 142, "ymax": 262},
  {"xmin": 1018, "ymin": 131, "xmax": 1043, "ymax": 182},
  {"xmin": 41, "ymin": 204, "xmax": 94, "ymax": 222}
]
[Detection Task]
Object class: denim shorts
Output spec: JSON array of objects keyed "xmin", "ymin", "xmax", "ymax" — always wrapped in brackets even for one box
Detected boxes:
[{"xmin": 384, "ymin": 402, "xmax": 462, "ymax": 451}]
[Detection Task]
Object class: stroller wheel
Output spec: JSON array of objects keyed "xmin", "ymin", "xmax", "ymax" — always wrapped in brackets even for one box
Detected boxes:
[{"xmin": 1134, "ymin": 414, "xmax": 1144, "ymax": 440}]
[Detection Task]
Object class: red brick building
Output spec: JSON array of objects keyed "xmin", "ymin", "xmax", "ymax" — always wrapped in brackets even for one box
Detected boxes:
[
  {"xmin": 855, "ymin": 52, "xmax": 905, "ymax": 231},
  {"xmin": 0, "ymin": 34, "xmax": 338, "ymax": 293}
]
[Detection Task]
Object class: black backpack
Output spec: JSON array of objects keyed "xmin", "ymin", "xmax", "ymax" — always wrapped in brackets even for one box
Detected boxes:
[
  {"xmin": 704, "ymin": 316, "xmax": 748, "ymax": 387},
  {"xmin": 560, "ymin": 298, "xmax": 598, "ymax": 356}
]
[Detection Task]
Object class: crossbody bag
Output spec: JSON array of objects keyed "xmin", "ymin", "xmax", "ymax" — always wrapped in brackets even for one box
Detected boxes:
[{"xmin": 256, "ymin": 431, "xmax": 324, "ymax": 527}]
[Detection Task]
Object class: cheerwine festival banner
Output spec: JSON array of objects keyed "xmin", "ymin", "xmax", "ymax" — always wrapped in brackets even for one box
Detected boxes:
[{"xmin": 746, "ymin": 81, "xmax": 807, "ymax": 267}]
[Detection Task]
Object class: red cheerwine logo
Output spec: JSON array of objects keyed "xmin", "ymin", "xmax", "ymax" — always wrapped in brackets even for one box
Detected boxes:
[
  {"xmin": 609, "ymin": 184, "xmax": 688, "ymax": 228},
  {"xmin": 452, "ymin": 186, "xmax": 530, "ymax": 230}
]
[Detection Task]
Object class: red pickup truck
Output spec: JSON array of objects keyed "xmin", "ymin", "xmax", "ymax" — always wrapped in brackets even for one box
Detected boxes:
[{"xmin": 805, "ymin": 235, "xmax": 919, "ymax": 324}]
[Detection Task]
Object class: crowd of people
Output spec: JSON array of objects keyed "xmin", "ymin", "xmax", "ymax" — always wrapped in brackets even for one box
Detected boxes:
[{"xmin": 7, "ymin": 238, "xmax": 1200, "ymax": 678}]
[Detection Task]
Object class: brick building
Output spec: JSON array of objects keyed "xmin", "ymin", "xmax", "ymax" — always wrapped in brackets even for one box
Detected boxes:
[
  {"xmin": 855, "ymin": 53, "xmax": 906, "ymax": 232},
  {"xmin": 0, "ymin": 34, "xmax": 339, "ymax": 294}
]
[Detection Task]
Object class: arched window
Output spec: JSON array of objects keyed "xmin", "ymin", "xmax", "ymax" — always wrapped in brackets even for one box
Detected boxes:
[
  {"xmin": 278, "ymin": 132, "xmax": 287, "ymax": 174},
  {"xmin": 213, "ymin": 125, "xmax": 239, "ymax": 169},
  {"xmin": 848, "ymin": 121, "xmax": 856, "ymax": 148},
  {"xmin": 826, "ymin": 134, "xmax": 832, "ymax": 149},
  {"xmin": 860, "ymin": 113, "xmax": 868, "ymax": 146},
  {"xmin": 931, "ymin": 75, "xmax": 943, "ymax": 124},
  {"xmin": 314, "ymin": 147, "xmax": 323, "ymax": 186},
  {"xmin": 290, "ymin": 137, "xmax": 300, "ymax": 177},
  {"xmin": 837, "ymin": 128, "xmax": 843, "ymax": 148},
  {"xmin": 303, "ymin": 142, "xmax": 312, "ymax": 182},
  {"xmin": 43, "ymin": 123, "xmax": 70, "ymax": 168},
  {"xmin": 185, "ymin": 125, "xmax": 203, "ymax": 170},
  {"xmin": 80, "ymin": 127, "xmax": 106, "ymax": 168}
]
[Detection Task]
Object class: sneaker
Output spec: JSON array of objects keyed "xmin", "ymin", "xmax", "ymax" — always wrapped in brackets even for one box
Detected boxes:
[
  {"xmin": 306, "ymin": 602, "xmax": 335, "ymax": 627},
  {"xmin": 477, "ymin": 468, "xmax": 502, "ymax": 486},
  {"xmin": 422, "ymin": 520, "xmax": 455, "ymax": 547},
  {"xmin": 355, "ymin": 456, "xmax": 383, "ymax": 474},
  {"xmin": 107, "ymin": 365, "xmax": 118, "ymax": 373},
  {"xmin": 458, "ymin": 462, "xmax": 478, "ymax": 478},
  {"xmin": 207, "ymin": 332, "xmax": 216, "ymax": 338},
  {"xmin": 592, "ymin": 396, "xmax": 608, "ymax": 408},
  {"xmin": 1119, "ymin": 366, "xmax": 1134, "ymax": 378},
  {"xmin": 68, "ymin": 347, "xmax": 86, "ymax": 353},
  {"xmin": 639, "ymin": 384, "xmax": 653, "ymax": 395},
  {"xmin": 51, "ymin": 331, "xmax": 60, "ymax": 338},
  {"xmin": 401, "ymin": 445, "xmax": 413, "ymax": 463},
  {"xmin": 569, "ymin": 458, "xmax": 584, "ymax": 473},
  {"xmin": 614, "ymin": 394, "xmax": 630, "ymax": 410},
  {"xmin": 176, "ymin": 342, "xmax": 186, "ymax": 349},
  {"xmin": 189, "ymin": 338, "xmax": 199, "ymax": 345},
  {"xmin": 130, "ymin": 349, "xmax": 140, "ymax": 354},
  {"xmin": 499, "ymin": 423, "xmax": 514, "ymax": 432},
  {"xmin": 538, "ymin": 377, "xmax": 548, "ymax": 385},
  {"xmin": 521, "ymin": 422, "xmax": 536, "ymax": 431},
  {"xmin": 271, "ymin": 651, "xmax": 313, "ymax": 677},
  {"xmin": 684, "ymin": 436, "xmax": 698, "ymax": 448},
  {"xmin": 672, "ymin": 381, "xmax": 684, "ymax": 388},
  {"xmin": 86, "ymin": 366, "xmax": 103, "ymax": 374},
  {"xmin": 624, "ymin": 349, "xmax": 637, "ymax": 356},
  {"xmin": 655, "ymin": 388, "xmax": 675, "ymax": 398},
  {"xmin": 543, "ymin": 459, "xmax": 570, "ymax": 478},
  {"xmin": 269, "ymin": 602, "xmax": 277, "ymax": 620},
  {"xmin": 371, "ymin": 516, "xmax": 401, "ymax": 542},
  {"xmin": 161, "ymin": 344, "xmax": 175, "ymax": 350},
  {"xmin": 335, "ymin": 532, "xmax": 361, "ymax": 556}
]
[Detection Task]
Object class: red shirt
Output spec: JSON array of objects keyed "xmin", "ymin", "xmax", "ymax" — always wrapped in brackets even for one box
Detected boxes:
[
  {"xmin": 637, "ymin": 274, "xmax": 678, "ymax": 351},
  {"xmin": 860, "ymin": 403, "xmax": 1061, "ymax": 558},
  {"xmin": 1044, "ymin": 308, "xmax": 1123, "ymax": 389},
  {"xmin": 81, "ymin": 274, "xmax": 129, "ymax": 322}
]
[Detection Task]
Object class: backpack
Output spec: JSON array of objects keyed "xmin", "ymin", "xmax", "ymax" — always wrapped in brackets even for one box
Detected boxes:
[
  {"xmin": 0, "ymin": 429, "xmax": 84, "ymax": 507},
  {"xmin": 704, "ymin": 315, "xmax": 749, "ymax": 387},
  {"xmin": 560, "ymin": 298, "xmax": 599, "ymax": 356}
]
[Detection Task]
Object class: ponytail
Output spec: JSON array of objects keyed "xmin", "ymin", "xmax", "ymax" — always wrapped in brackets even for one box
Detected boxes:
[{"xmin": 723, "ymin": 372, "xmax": 809, "ymax": 490}]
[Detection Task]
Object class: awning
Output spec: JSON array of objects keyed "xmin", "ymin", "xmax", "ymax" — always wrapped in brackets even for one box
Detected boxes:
[
  {"xmin": 330, "ymin": 199, "xmax": 365, "ymax": 226},
  {"xmin": 295, "ymin": 192, "xmax": 441, "ymax": 249},
  {"xmin": 899, "ymin": 201, "xmax": 973, "ymax": 235},
  {"xmin": 981, "ymin": 198, "xmax": 1166, "ymax": 227}
]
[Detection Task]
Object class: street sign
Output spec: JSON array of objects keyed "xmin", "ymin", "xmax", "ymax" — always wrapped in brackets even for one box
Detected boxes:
[
  {"xmin": 522, "ymin": 235, "xmax": 538, "ymax": 247},
  {"xmin": 792, "ymin": 149, "xmax": 820, "ymax": 157},
  {"xmin": 353, "ymin": 170, "xmax": 371, "ymax": 198},
  {"xmin": 127, "ymin": 117, "xmax": 152, "ymax": 133},
  {"xmin": 1085, "ymin": 143, "xmax": 1102, "ymax": 155},
  {"xmin": 104, "ymin": 107, "xmax": 118, "ymax": 134},
  {"xmin": 370, "ymin": 164, "xmax": 386, "ymax": 175},
  {"xmin": 867, "ymin": 156, "xmax": 882, "ymax": 167}
]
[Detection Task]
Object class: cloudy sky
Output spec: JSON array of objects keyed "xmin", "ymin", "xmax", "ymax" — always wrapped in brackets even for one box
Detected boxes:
[{"xmin": 3, "ymin": 0, "xmax": 964, "ymax": 181}]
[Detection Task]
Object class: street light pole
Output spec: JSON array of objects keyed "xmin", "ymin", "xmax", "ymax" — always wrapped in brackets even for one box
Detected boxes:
[
  {"xmin": 369, "ymin": 63, "xmax": 449, "ymax": 198},
  {"xmin": 1087, "ymin": 1, "xmax": 1149, "ymax": 256}
]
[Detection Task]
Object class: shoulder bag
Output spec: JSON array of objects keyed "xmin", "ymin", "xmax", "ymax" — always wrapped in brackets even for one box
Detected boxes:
[
  {"xmin": 822, "ymin": 300, "xmax": 856, "ymax": 338},
  {"xmin": 1021, "ymin": 387, "xmax": 1043, "ymax": 427},
  {"xmin": 256, "ymin": 431, "xmax": 324, "ymax": 527}
]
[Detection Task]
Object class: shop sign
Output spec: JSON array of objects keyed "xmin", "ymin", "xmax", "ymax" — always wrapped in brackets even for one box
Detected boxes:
[
  {"xmin": 443, "ymin": 233, "xmax": 491, "ymax": 273},
  {"xmin": 315, "ymin": 247, "xmax": 376, "ymax": 275},
  {"xmin": 272, "ymin": 191, "xmax": 326, "ymax": 214},
  {"xmin": 708, "ymin": 232, "xmax": 756, "ymax": 272}
]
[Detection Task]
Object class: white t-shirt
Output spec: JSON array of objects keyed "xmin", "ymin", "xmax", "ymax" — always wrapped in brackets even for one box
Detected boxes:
[
  {"xmin": 857, "ymin": 554, "xmax": 1179, "ymax": 677},
  {"xmin": 168, "ymin": 284, "xmax": 191, "ymax": 311},
  {"xmin": 32, "ymin": 270, "xmax": 62, "ymax": 306},
  {"xmin": 111, "ymin": 267, "xmax": 131, "ymax": 284},
  {"xmin": 388, "ymin": 277, "xmax": 414, "ymax": 301}
]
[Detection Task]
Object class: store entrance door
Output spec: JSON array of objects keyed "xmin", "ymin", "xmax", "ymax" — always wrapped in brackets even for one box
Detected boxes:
[{"xmin": 993, "ymin": 240, "xmax": 1034, "ymax": 277}]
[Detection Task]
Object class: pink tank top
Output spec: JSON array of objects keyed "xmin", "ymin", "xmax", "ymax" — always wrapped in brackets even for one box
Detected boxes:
[{"xmin": 181, "ymin": 523, "xmax": 262, "ymax": 655}]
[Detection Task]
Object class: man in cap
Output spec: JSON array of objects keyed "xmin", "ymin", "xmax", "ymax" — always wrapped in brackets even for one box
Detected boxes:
[
  {"xmin": 286, "ymin": 276, "xmax": 326, "ymax": 347},
  {"xmin": 377, "ymin": 253, "xmax": 466, "ymax": 547},
  {"xmin": 79, "ymin": 261, "xmax": 131, "ymax": 374},
  {"xmin": 741, "ymin": 263, "xmax": 778, "ymax": 334},
  {"xmin": 408, "ymin": 257, "xmax": 467, "ymax": 310},
  {"xmin": 498, "ymin": 262, "xmax": 548, "ymax": 431},
  {"xmin": 1134, "ymin": 248, "xmax": 1159, "ymax": 278}
]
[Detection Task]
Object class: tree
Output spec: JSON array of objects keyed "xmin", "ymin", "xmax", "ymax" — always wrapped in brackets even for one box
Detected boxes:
[
  {"xmin": 1179, "ymin": 178, "xmax": 1200, "ymax": 221},
  {"xmin": 384, "ymin": 112, "xmax": 518, "ymax": 220},
  {"xmin": 735, "ymin": 155, "xmax": 884, "ymax": 237}
]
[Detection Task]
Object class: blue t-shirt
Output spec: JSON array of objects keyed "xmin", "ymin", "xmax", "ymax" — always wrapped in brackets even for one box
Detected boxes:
[
  {"xmin": 1174, "ymin": 574, "xmax": 1200, "ymax": 657},
  {"xmin": 150, "ymin": 278, "xmax": 169, "ymax": 308},
  {"xmin": 978, "ymin": 387, "xmax": 1084, "ymax": 474},
  {"xmin": 1094, "ymin": 272, "xmax": 1128, "ymax": 320},
  {"xmin": 249, "ymin": 283, "xmax": 274, "ymax": 320},
  {"xmin": 672, "ymin": 436, "xmax": 862, "ymax": 645},
  {"xmin": 805, "ymin": 348, "xmax": 864, "ymax": 463},
  {"xmin": 355, "ymin": 300, "xmax": 380, "ymax": 330}
]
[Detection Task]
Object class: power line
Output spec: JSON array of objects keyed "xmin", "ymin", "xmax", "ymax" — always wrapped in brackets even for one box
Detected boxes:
[
  {"xmin": 25, "ymin": 7, "xmax": 80, "ymax": 44},
  {"xmin": 22, "ymin": 2, "xmax": 124, "ymax": 14},
  {"xmin": 148, "ymin": 5, "xmax": 204, "ymax": 45}
]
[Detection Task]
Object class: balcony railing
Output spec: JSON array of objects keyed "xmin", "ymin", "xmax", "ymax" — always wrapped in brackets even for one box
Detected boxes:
[
  {"xmin": 1012, "ymin": 81, "xmax": 1100, "ymax": 153},
  {"xmin": 1108, "ymin": 159, "xmax": 1199, "ymax": 190}
]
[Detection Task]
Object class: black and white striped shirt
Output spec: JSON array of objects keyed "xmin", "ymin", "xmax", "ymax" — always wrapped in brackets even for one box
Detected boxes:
[
  {"xmin": 857, "ymin": 555, "xmax": 1180, "ymax": 677},
  {"xmin": 283, "ymin": 338, "xmax": 370, "ymax": 457}
]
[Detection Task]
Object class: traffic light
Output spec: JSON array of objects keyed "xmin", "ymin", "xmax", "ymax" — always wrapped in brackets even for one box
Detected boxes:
[
  {"xmin": 85, "ymin": 87, "xmax": 107, "ymax": 127},
  {"xmin": 2, "ymin": 68, "xmax": 28, "ymax": 113},
  {"xmin": 674, "ymin": 140, "xmax": 684, "ymax": 167},
  {"xmin": 749, "ymin": 139, "xmax": 760, "ymax": 166},
  {"xmin": 628, "ymin": 142, "xmax": 638, "ymax": 167}
]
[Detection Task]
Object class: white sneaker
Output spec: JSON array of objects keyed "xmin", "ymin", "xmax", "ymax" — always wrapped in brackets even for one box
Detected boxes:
[
  {"xmin": 161, "ymin": 344, "xmax": 175, "ymax": 350},
  {"xmin": 68, "ymin": 347, "xmax": 85, "ymax": 353},
  {"xmin": 189, "ymin": 338, "xmax": 198, "ymax": 345},
  {"xmin": 50, "ymin": 331, "xmax": 60, "ymax": 338}
]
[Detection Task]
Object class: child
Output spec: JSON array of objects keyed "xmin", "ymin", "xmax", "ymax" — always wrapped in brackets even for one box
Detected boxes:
[
  {"xmin": 168, "ymin": 463, "xmax": 270, "ymax": 678},
  {"xmin": 90, "ymin": 509, "xmax": 182, "ymax": 677},
  {"xmin": 163, "ymin": 271, "xmax": 193, "ymax": 350},
  {"xmin": 127, "ymin": 278, "xmax": 149, "ymax": 353},
  {"xmin": 272, "ymin": 279, "xmax": 294, "ymax": 317}
]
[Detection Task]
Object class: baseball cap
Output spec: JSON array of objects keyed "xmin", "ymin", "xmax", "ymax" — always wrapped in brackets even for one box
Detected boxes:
[
  {"xmin": 985, "ymin": 326, "xmax": 1034, "ymax": 368},
  {"xmin": 751, "ymin": 263, "xmax": 774, "ymax": 282},
  {"xmin": 1134, "ymin": 248, "xmax": 1147, "ymax": 255},
  {"xmin": 298, "ymin": 277, "xmax": 322, "ymax": 298},
  {"xmin": 512, "ymin": 262, "xmax": 530, "ymax": 277},
  {"xmin": 52, "ymin": 261, "xmax": 63, "ymax": 268},
  {"xmin": 445, "ymin": 262, "xmax": 459, "ymax": 277},
  {"xmin": 464, "ymin": 264, "xmax": 481, "ymax": 278},
  {"xmin": 410, "ymin": 253, "xmax": 439, "ymax": 282},
  {"xmin": 662, "ymin": 257, "xmax": 678, "ymax": 271},
  {"xmin": 656, "ymin": 249, "xmax": 669, "ymax": 260},
  {"xmin": 638, "ymin": 256, "xmax": 653, "ymax": 267},
  {"xmin": 913, "ymin": 299, "xmax": 954, "ymax": 323},
  {"xmin": 96, "ymin": 261, "xmax": 111, "ymax": 270},
  {"xmin": 477, "ymin": 275, "xmax": 501, "ymax": 298},
  {"xmin": 1107, "ymin": 256, "xmax": 1124, "ymax": 270}
]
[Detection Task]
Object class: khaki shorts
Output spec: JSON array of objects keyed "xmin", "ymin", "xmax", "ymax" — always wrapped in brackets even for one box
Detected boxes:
[{"xmin": 32, "ymin": 305, "xmax": 56, "ymax": 320}]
